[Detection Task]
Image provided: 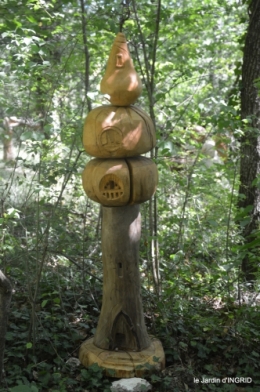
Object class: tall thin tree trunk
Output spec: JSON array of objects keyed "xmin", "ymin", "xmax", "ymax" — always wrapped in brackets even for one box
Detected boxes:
[
  {"xmin": 0, "ymin": 271, "xmax": 12, "ymax": 383},
  {"xmin": 79, "ymin": 0, "xmax": 92, "ymax": 113},
  {"xmin": 132, "ymin": 0, "xmax": 161, "ymax": 295},
  {"xmin": 3, "ymin": 118, "xmax": 14, "ymax": 161},
  {"xmin": 238, "ymin": 0, "xmax": 260, "ymax": 282}
]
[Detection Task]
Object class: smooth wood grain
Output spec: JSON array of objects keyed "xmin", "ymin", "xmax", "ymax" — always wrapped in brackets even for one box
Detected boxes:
[
  {"xmin": 127, "ymin": 156, "xmax": 158, "ymax": 205},
  {"xmin": 82, "ymin": 157, "xmax": 158, "ymax": 206},
  {"xmin": 93, "ymin": 205, "xmax": 150, "ymax": 351},
  {"xmin": 83, "ymin": 105, "xmax": 155, "ymax": 158},
  {"xmin": 100, "ymin": 32, "xmax": 142, "ymax": 106},
  {"xmin": 82, "ymin": 158, "xmax": 130, "ymax": 206},
  {"xmin": 79, "ymin": 336, "xmax": 165, "ymax": 378}
]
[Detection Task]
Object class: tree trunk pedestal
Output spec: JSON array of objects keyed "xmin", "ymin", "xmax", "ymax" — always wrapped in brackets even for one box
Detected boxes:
[
  {"xmin": 79, "ymin": 336, "xmax": 165, "ymax": 378},
  {"xmin": 79, "ymin": 205, "xmax": 165, "ymax": 377}
]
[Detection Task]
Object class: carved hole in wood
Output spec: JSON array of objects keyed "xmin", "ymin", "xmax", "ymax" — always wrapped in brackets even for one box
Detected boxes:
[
  {"xmin": 115, "ymin": 333, "xmax": 125, "ymax": 348},
  {"xmin": 110, "ymin": 310, "xmax": 140, "ymax": 351},
  {"xmin": 99, "ymin": 174, "xmax": 124, "ymax": 200},
  {"xmin": 118, "ymin": 262, "xmax": 123, "ymax": 277},
  {"xmin": 116, "ymin": 54, "xmax": 123, "ymax": 68},
  {"xmin": 99, "ymin": 127, "xmax": 122, "ymax": 153}
]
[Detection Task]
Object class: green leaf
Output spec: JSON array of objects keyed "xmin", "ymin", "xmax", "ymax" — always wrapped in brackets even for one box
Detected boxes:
[
  {"xmin": 41, "ymin": 299, "xmax": 48, "ymax": 308},
  {"xmin": 13, "ymin": 19, "xmax": 22, "ymax": 28},
  {"xmin": 10, "ymin": 386, "xmax": 36, "ymax": 392},
  {"xmin": 26, "ymin": 16, "xmax": 37, "ymax": 24}
]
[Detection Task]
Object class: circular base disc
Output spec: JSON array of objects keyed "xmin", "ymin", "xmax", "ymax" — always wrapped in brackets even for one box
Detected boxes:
[{"xmin": 79, "ymin": 336, "xmax": 165, "ymax": 378}]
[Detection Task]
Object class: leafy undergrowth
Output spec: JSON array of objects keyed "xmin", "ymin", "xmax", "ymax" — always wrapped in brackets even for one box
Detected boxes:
[
  {"xmin": 149, "ymin": 298, "xmax": 260, "ymax": 391},
  {"xmin": 1, "ymin": 263, "xmax": 260, "ymax": 392}
]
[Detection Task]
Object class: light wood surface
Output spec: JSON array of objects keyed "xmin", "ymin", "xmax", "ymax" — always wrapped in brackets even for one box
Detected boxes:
[
  {"xmin": 82, "ymin": 158, "xmax": 130, "ymax": 206},
  {"xmin": 80, "ymin": 32, "xmax": 164, "ymax": 378},
  {"xmin": 83, "ymin": 105, "xmax": 155, "ymax": 158},
  {"xmin": 127, "ymin": 156, "xmax": 158, "ymax": 205},
  {"xmin": 79, "ymin": 336, "xmax": 165, "ymax": 378},
  {"xmin": 82, "ymin": 157, "xmax": 158, "ymax": 206},
  {"xmin": 100, "ymin": 32, "xmax": 142, "ymax": 106},
  {"xmin": 93, "ymin": 205, "xmax": 150, "ymax": 351}
]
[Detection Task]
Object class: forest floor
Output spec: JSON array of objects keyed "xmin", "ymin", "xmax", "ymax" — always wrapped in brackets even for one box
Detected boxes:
[{"xmin": 1, "ymin": 268, "xmax": 260, "ymax": 392}]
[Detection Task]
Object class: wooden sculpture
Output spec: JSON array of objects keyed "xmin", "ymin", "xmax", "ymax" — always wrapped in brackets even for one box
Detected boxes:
[
  {"xmin": 83, "ymin": 105, "xmax": 156, "ymax": 158},
  {"xmin": 82, "ymin": 156, "xmax": 158, "ymax": 206},
  {"xmin": 100, "ymin": 32, "xmax": 142, "ymax": 106},
  {"xmin": 79, "ymin": 32, "xmax": 165, "ymax": 378}
]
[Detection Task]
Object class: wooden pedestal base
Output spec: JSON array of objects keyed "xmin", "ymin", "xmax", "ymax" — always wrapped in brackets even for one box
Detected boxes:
[{"xmin": 79, "ymin": 336, "xmax": 165, "ymax": 378}]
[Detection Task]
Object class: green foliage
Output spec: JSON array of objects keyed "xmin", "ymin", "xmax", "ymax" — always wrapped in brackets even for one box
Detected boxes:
[{"xmin": 80, "ymin": 364, "xmax": 112, "ymax": 391}]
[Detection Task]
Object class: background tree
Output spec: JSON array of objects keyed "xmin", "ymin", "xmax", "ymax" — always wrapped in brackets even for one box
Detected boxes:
[
  {"xmin": 0, "ymin": 271, "xmax": 12, "ymax": 383},
  {"xmin": 238, "ymin": 0, "xmax": 260, "ymax": 282}
]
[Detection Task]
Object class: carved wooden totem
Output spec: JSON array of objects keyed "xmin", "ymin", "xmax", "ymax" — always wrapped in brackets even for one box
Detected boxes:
[{"xmin": 79, "ymin": 32, "xmax": 165, "ymax": 377}]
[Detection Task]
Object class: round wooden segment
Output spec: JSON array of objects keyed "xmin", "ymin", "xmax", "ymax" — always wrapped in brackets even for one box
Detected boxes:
[
  {"xmin": 100, "ymin": 32, "xmax": 142, "ymax": 106},
  {"xmin": 79, "ymin": 336, "xmax": 165, "ymax": 378},
  {"xmin": 82, "ymin": 157, "xmax": 158, "ymax": 206},
  {"xmin": 126, "ymin": 156, "xmax": 158, "ymax": 205},
  {"xmin": 83, "ymin": 105, "xmax": 155, "ymax": 158},
  {"xmin": 82, "ymin": 158, "xmax": 130, "ymax": 206},
  {"xmin": 93, "ymin": 205, "xmax": 150, "ymax": 351}
]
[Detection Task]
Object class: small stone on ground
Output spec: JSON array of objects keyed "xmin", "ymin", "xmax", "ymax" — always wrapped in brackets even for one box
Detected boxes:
[
  {"xmin": 110, "ymin": 377, "xmax": 152, "ymax": 392},
  {"xmin": 65, "ymin": 357, "xmax": 81, "ymax": 369}
]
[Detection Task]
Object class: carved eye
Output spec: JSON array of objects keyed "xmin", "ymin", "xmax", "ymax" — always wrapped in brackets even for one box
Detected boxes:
[{"xmin": 116, "ymin": 53, "xmax": 124, "ymax": 68}]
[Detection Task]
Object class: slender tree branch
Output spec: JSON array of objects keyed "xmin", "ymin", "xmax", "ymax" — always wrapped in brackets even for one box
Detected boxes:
[
  {"xmin": 48, "ymin": 251, "xmax": 103, "ymax": 283},
  {"xmin": 0, "ymin": 271, "xmax": 12, "ymax": 384},
  {"xmin": 150, "ymin": 0, "xmax": 161, "ymax": 98},
  {"xmin": 132, "ymin": 0, "xmax": 152, "ymax": 101},
  {"xmin": 132, "ymin": 42, "xmax": 150, "ymax": 100},
  {"xmin": 79, "ymin": 0, "xmax": 92, "ymax": 112},
  {"xmin": 132, "ymin": 0, "xmax": 162, "ymax": 295}
]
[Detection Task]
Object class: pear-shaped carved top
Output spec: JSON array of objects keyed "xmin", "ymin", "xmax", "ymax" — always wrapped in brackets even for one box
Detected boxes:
[{"xmin": 100, "ymin": 33, "xmax": 142, "ymax": 106}]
